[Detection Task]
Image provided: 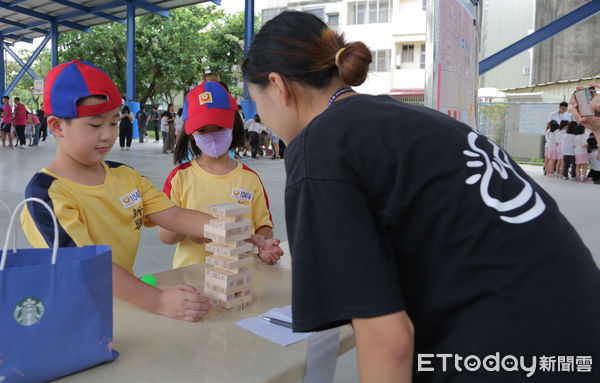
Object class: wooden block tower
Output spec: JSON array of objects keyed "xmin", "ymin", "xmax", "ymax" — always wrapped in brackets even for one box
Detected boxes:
[{"xmin": 203, "ymin": 203, "xmax": 256, "ymax": 310}]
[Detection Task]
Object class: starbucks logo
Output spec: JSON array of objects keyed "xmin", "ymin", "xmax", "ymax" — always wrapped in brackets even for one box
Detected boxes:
[{"xmin": 14, "ymin": 297, "xmax": 45, "ymax": 326}]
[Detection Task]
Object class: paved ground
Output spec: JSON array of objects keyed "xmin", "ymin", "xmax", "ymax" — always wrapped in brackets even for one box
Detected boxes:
[{"xmin": 1, "ymin": 136, "xmax": 599, "ymax": 382}]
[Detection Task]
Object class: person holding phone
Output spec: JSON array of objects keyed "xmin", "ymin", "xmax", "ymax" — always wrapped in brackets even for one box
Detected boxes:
[{"xmin": 571, "ymin": 83, "xmax": 600, "ymax": 136}]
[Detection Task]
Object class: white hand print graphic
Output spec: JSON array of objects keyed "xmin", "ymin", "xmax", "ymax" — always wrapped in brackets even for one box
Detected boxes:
[{"xmin": 463, "ymin": 132, "xmax": 545, "ymax": 224}]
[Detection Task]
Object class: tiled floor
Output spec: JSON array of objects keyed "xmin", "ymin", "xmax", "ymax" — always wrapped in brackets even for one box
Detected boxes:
[{"xmin": 2, "ymin": 137, "xmax": 599, "ymax": 382}]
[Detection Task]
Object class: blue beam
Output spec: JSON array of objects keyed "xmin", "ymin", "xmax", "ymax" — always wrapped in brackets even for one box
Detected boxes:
[
  {"xmin": 209, "ymin": 0, "xmax": 222, "ymax": 4},
  {"xmin": 3, "ymin": 20, "xmax": 46, "ymax": 34},
  {"xmin": 126, "ymin": 2, "xmax": 135, "ymax": 100},
  {"xmin": 479, "ymin": 0, "xmax": 600, "ymax": 75},
  {"xmin": 8, "ymin": 0, "xmax": 27, "ymax": 6},
  {"xmin": 131, "ymin": 1, "xmax": 169, "ymax": 17},
  {"xmin": 50, "ymin": 21, "xmax": 58, "ymax": 68},
  {"xmin": 3, "ymin": 42, "xmax": 39, "ymax": 79},
  {"xmin": 0, "ymin": 1, "xmax": 90, "ymax": 32},
  {"xmin": 243, "ymin": 0, "xmax": 254, "ymax": 100},
  {"xmin": 5, "ymin": 32, "xmax": 50, "ymax": 95},
  {"xmin": 0, "ymin": 34, "xmax": 5, "ymax": 97},
  {"xmin": 4, "ymin": 34, "xmax": 32, "ymax": 43},
  {"xmin": 50, "ymin": 0, "xmax": 125, "ymax": 24},
  {"xmin": 0, "ymin": 17, "xmax": 48, "ymax": 34},
  {"xmin": 90, "ymin": 1, "xmax": 122, "ymax": 13}
]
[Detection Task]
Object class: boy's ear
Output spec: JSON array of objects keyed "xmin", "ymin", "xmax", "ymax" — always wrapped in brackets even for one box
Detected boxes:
[{"xmin": 47, "ymin": 116, "xmax": 65, "ymax": 137}]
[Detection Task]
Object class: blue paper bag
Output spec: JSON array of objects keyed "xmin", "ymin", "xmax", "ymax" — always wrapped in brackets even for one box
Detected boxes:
[{"xmin": 0, "ymin": 198, "xmax": 118, "ymax": 382}]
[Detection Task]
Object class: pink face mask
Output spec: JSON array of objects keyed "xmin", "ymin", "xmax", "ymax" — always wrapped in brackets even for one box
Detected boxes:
[{"xmin": 193, "ymin": 129, "xmax": 232, "ymax": 158}]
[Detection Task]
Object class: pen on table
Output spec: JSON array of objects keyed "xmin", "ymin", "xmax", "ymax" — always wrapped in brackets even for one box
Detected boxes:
[{"xmin": 262, "ymin": 316, "xmax": 293, "ymax": 329}]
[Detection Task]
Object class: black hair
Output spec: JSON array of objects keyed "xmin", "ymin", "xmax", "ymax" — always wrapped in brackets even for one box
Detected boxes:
[
  {"xmin": 217, "ymin": 81, "xmax": 230, "ymax": 93},
  {"xmin": 559, "ymin": 120, "xmax": 569, "ymax": 130},
  {"xmin": 122, "ymin": 105, "xmax": 130, "ymax": 114},
  {"xmin": 588, "ymin": 133, "xmax": 598, "ymax": 153},
  {"xmin": 575, "ymin": 124, "xmax": 586, "ymax": 135},
  {"xmin": 242, "ymin": 11, "xmax": 372, "ymax": 89},
  {"xmin": 559, "ymin": 101, "xmax": 569, "ymax": 108},
  {"xmin": 153, "ymin": 105, "xmax": 158, "ymax": 110},
  {"xmin": 172, "ymin": 111, "xmax": 245, "ymax": 165},
  {"xmin": 549, "ymin": 121, "xmax": 560, "ymax": 132},
  {"xmin": 177, "ymin": 108, "xmax": 183, "ymax": 117},
  {"xmin": 14, "ymin": 97, "xmax": 20, "ymax": 101},
  {"xmin": 2, "ymin": 96, "xmax": 8, "ymax": 101},
  {"xmin": 567, "ymin": 121, "xmax": 578, "ymax": 134},
  {"xmin": 254, "ymin": 114, "xmax": 261, "ymax": 123}
]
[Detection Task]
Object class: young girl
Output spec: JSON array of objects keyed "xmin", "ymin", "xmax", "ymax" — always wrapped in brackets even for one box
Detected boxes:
[
  {"xmin": 174, "ymin": 108, "xmax": 184, "ymax": 137},
  {"xmin": 545, "ymin": 121, "xmax": 559, "ymax": 175},
  {"xmin": 160, "ymin": 111, "xmax": 168, "ymax": 153},
  {"xmin": 561, "ymin": 121, "xmax": 578, "ymax": 180},
  {"xmin": 24, "ymin": 112, "xmax": 33, "ymax": 146},
  {"xmin": 587, "ymin": 133, "xmax": 600, "ymax": 183},
  {"xmin": 574, "ymin": 124, "xmax": 589, "ymax": 181},
  {"xmin": 158, "ymin": 81, "xmax": 283, "ymax": 268},
  {"xmin": 555, "ymin": 120, "xmax": 569, "ymax": 177}
]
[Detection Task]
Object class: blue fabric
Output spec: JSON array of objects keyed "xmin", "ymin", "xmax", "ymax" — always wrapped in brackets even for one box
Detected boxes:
[
  {"xmin": 50, "ymin": 62, "xmax": 92, "ymax": 118},
  {"xmin": 0, "ymin": 245, "xmax": 118, "ymax": 382},
  {"xmin": 203, "ymin": 81, "xmax": 230, "ymax": 110},
  {"xmin": 25, "ymin": 173, "xmax": 77, "ymax": 248}
]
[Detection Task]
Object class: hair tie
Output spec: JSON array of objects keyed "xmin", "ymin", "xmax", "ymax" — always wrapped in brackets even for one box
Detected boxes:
[{"xmin": 335, "ymin": 47, "xmax": 346, "ymax": 68}]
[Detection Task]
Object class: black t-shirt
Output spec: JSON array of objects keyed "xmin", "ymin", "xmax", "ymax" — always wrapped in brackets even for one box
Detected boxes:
[
  {"xmin": 119, "ymin": 113, "xmax": 132, "ymax": 129},
  {"xmin": 285, "ymin": 94, "xmax": 600, "ymax": 382}
]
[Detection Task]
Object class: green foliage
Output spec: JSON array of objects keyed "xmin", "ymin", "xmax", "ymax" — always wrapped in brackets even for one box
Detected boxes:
[{"xmin": 9, "ymin": 5, "xmax": 256, "ymax": 107}]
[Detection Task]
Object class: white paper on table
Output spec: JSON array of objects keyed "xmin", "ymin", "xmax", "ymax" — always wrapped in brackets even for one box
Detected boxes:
[{"xmin": 235, "ymin": 305, "xmax": 311, "ymax": 347}]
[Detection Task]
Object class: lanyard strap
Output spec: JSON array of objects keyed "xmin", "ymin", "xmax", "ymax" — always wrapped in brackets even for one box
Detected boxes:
[{"xmin": 327, "ymin": 87, "xmax": 353, "ymax": 108}]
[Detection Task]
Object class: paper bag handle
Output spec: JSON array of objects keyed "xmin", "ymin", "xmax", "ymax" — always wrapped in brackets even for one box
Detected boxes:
[{"xmin": 1, "ymin": 198, "xmax": 59, "ymax": 270}]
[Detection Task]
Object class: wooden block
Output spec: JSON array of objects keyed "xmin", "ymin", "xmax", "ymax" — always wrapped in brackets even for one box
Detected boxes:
[
  {"xmin": 204, "ymin": 267, "xmax": 252, "ymax": 289},
  {"xmin": 206, "ymin": 203, "xmax": 251, "ymax": 217},
  {"xmin": 204, "ymin": 277, "xmax": 251, "ymax": 297},
  {"xmin": 209, "ymin": 218, "xmax": 251, "ymax": 231},
  {"xmin": 204, "ymin": 285, "xmax": 252, "ymax": 305},
  {"xmin": 204, "ymin": 222, "xmax": 251, "ymax": 238},
  {"xmin": 206, "ymin": 242, "xmax": 253, "ymax": 257},
  {"xmin": 205, "ymin": 254, "xmax": 252, "ymax": 272},
  {"xmin": 204, "ymin": 225, "xmax": 251, "ymax": 243}
]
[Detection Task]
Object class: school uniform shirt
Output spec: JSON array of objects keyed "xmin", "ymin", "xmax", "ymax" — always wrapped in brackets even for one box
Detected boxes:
[
  {"xmin": 561, "ymin": 133, "xmax": 576, "ymax": 155},
  {"xmin": 14, "ymin": 103, "xmax": 27, "ymax": 125},
  {"xmin": 2, "ymin": 103, "xmax": 11, "ymax": 123},
  {"xmin": 546, "ymin": 130, "xmax": 557, "ymax": 151},
  {"xmin": 160, "ymin": 117, "xmax": 168, "ymax": 132},
  {"xmin": 547, "ymin": 111, "xmax": 571, "ymax": 124},
  {"xmin": 21, "ymin": 161, "xmax": 174, "ymax": 274},
  {"xmin": 554, "ymin": 129, "xmax": 566, "ymax": 152},
  {"xmin": 285, "ymin": 94, "xmax": 600, "ymax": 381},
  {"xmin": 574, "ymin": 134, "xmax": 589, "ymax": 155},
  {"xmin": 163, "ymin": 160, "xmax": 273, "ymax": 268}
]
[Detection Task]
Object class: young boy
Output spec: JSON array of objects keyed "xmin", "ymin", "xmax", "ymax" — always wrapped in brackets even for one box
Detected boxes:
[{"xmin": 20, "ymin": 60, "xmax": 276, "ymax": 322}]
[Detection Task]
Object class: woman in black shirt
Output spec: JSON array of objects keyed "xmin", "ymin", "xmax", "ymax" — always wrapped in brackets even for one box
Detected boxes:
[
  {"xmin": 242, "ymin": 11, "xmax": 600, "ymax": 383},
  {"xmin": 118, "ymin": 105, "xmax": 134, "ymax": 151}
]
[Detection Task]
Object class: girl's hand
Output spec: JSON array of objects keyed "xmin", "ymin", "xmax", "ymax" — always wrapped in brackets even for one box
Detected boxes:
[{"xmin": 247, "ymin": 235, "xmax": 284, "ymax": 264}]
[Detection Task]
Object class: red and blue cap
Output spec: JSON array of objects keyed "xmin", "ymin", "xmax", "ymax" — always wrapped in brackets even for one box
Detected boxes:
[
  {"xmin": 183, "ymin": 81, "xmax": 238, "ymax": 134},
  {"xmin": 43, "ymin": 60, "xmax": 122, "ymax": 118}
]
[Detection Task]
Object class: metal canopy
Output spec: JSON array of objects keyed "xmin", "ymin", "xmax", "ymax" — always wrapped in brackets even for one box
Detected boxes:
[{"xmin": 0, "ymin": 0, "xmax": 219, "ymax": 43}]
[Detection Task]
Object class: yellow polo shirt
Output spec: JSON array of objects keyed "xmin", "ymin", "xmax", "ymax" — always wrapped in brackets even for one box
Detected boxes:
[
  {"xmin": 163, "ymin": 160, "xmax": 273, "ymax": 268},
  {"xmin": 21, "ymin": 161, "xmax": 174, "ymax": 274}
]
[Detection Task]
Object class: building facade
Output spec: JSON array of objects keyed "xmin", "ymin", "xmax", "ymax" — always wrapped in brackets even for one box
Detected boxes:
[{"xmin": 259, "ymin": 0, "xmax": 427, "ymax": 104}]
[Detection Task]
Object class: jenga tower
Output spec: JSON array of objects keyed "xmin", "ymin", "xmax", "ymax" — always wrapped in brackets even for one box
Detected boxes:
[{"xmin": 203, "ymin": 203, "xmax": 255, "ymax": 310}]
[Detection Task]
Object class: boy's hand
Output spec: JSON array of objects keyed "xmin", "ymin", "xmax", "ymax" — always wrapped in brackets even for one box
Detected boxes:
[
  {"xmin": 189, "ymin": 234, "xmax": 211, "ymax": 245},
  {"xmin": 247, "ymin": 234, "xmax": 283, "ymax": 264},
  {"xmin": 156, "ymin": 284, "xmax": 212, "ymax": 322}
]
